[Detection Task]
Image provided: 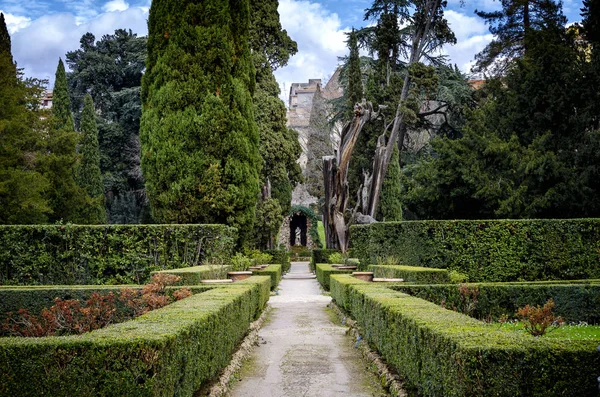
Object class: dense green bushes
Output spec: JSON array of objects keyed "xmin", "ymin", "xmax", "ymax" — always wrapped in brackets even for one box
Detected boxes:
[
  {"xmin": 0, "ymin": 276, "xmax": 270, "ymax": 396},
  {"xmin": 330, "ymin": 275, "xmax": 600, "ymax": 396},
  {"xmin": 351, "ymin": 219, "xmax": 600, "ymax": 282},
  {"xmin": 263, "ymin": 250, "xmax": 291, "ymax": 273},
  {"xmin": 0, "ymin": 224, "xmax": 236, "ymax": 285},
  {"xmin": 393, "ymin": 280, "xmax": 600, "ymax": 324},
  {"xmin": 252, "ymin": 264, "xmax": 282, "ymax": 290},
  {"xmin": 368, "ymin": 265, "xmax": 449, "ymax": 283},
  {"xmin": 310, "ymin": 249, "xmax": 339, "ymax": 272},
  {"xmin": 315, "ymin": 264, "xmax": 354, "ymax": 291}
]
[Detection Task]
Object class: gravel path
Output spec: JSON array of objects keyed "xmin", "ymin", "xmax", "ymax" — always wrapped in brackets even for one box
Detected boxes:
[{"xmin": 229, "ymin": 262, "xmax": 388, "ymax": 397}]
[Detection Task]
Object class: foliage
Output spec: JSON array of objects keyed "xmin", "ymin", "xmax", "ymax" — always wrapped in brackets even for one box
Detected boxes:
[
  {"xmin": 368, "ymin": 264, "xmax": 450, "ymax": 283},
  {"xmin": 66, "ymin": 30, "xmax": 149, "ymax": 224},
  {"xmin": 76, "ymin": 94, "xmax": 105, "ymax": 224},
  {"xmin": 345, "ymin": 29, "xmax": 363, "ymax": 120},
  {"xmin": 231, "ymin": 253, "xmax": 252, "ymax": 272},
  {"xmin": 0, "ymin": 277, "xmax": 271, "ymax": 396},
  {"xmin": 394, "ymin": 280, "xmax": 600, "ymax": 324},
  {"xmin": 251, "ymin": 264, "xmax": 282, "ymax": 290},
  {"xmin": 330, "ymin": 274, "xmax": 600, "ymax": 396},
  {"xmin": 0, "ymin": 224, "xmax": 236, "ymax": 285},
  {"xmin": 141, "ymin": 0, "xmax": 260, "ymax": 244},
  {"xmin": 351, "ymin": 219, "xmax": 600, "ymax": 282},
  {"xmin": 118, "ymin": 273, "xmax": 191, "ymax": 318},
  {"xmin": 263, "ymin": 249, "xmax": 291, "ymax": 273},
  {"xmin": 253, "ymin": 196, "xmax": 283, "ymax": 250},
  {"xmin": 315, "ymin": 264, "xmax": 355, "ymax": 291},
  {"xmin": 0, "ymin": 17, "xmax": 51, "ymax": 224},
  {"xmin": 516, "ymin": 298, "xmax": 564, "ymax": 336},
  {"xmin": 328, "ymin": 252, "xmax": 345, "ymax": 264},
  {"xmin": 378, "ymin": 145, "xmax": 403, "ymax": 221},
  {"xmin": 245, "ymin": 250, "xmax": 273, "ymax": 266}
]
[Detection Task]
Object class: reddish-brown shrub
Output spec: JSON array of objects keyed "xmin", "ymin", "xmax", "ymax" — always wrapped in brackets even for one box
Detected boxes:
[{"xmin": 516, "ymin": 298, "xmax": 564, "ymax": 336}]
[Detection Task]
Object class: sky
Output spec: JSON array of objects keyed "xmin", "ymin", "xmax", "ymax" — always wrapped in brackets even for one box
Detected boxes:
[{"xmin": 0, "ymin": 0, "xmax": 585, "ymax": 105}]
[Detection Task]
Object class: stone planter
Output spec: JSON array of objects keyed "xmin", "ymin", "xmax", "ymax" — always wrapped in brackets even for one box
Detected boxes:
[
  {"xmin": 200, "ymin": 279, "xmax": 233, "ymax": 284},
  {"xmin": 373, "ymin": 278, "xmax": 404, "ymax": 283},
  {"xmin": 336, "ymin": 266, "xmax": 357, "ymax": 270},
  {"xmin": 352, "ymin": 272, "xmax": 374, "ymax": 282},
  {"xmin": 330, "ymin": 264, "xmax": 345, "ymax": 268},
  {"xmin": 227, "ymin": 271, "xmax": 253, "ymax": 282},
  {"xmin": 249, "ymin": 266, "xmax": 262, "ymax": 270}
]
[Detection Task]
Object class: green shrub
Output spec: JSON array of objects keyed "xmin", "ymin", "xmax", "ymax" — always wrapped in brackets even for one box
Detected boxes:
[
  {"xmin": 351, "ymin": 219, "xmax": 600, "ymax": 282},
  {"xmin": 330, "ymin": 274, "xmax": 600, "ymax": 396},
  {"xmin": 315, "ymin": 264, "xmax": 354, "ymax": 291},
  {"xmin": 151, "ymin": 264, "xmax": 232, "ymax": 285},
  {"xmin": 368, "ymin": 265, "xmax": 450, "ymax": 284},
  {"xmin": 0, "ymin": 224, "xmax": 236, "ymax": 285},
  {"xmin": 393, "ymin": 280, "xmax": 600, "ymax": 324},
  {"xmin": 251, "ymin": 265, "xmax": 282, "ymax": 290},
  {"xmin": 263, "ymin": 250, "xmax": 291, "ymax": 273},
  {"xmin": 231, "ymin": 253, "xmax": 252, "ymax": 272},
  {"xmin": 0, "ymin": 276, "xmax": 270, "ymax": 396},
  {"xmin": 310, "ymin": 249, "xmax": 340, "ymax": 272},
  {"xmin": 328, "ymin": 252, "xmax": 344, "ymax": 264}
]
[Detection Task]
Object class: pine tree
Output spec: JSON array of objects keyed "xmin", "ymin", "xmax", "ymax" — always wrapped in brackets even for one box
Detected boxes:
[
  {"xmin": 76, "ymin": 94, "xmax": 105, "ymax": 224},
  {"xmin": 41, "ymin": 59, "xmax": 87, "ymax": 223},
  {"xmin": 141, "ymin": 0, "xmax": 261, "ymax": 244},
  {"xmin": 0, "ymin": 13, "xmax": 51, "ymax": 223}
]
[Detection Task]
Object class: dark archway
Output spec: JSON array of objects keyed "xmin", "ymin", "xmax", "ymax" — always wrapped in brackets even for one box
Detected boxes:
[{"xmin": 289, "ymin": 213, "xmax": 308, "ymax": 246}]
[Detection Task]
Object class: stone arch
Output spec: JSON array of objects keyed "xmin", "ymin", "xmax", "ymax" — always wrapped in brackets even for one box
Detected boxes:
[
  {"xmin": 278, "ymin": 205, "xmax": 320, "ymax": 250},
  {"xmin": 289, "ymin": 213, "xmax": 308, "ymax": 246}
]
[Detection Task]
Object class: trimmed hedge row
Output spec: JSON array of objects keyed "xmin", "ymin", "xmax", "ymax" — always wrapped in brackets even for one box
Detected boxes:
[
  {"xmin": 351, "ymin": 219, "xmax": 600, "ymax": 282},
  {"xmin": 0, "ymin": 224, "xmax": 237, "ymax": 285},
  {"xmin": 368, "ymin": 265, "xmax": 449, "ymax": 284},
  {"xmin": 393, "ymin": 280, "xmax": 600, "ymax": 324},
  {"xmin": 151, "ymin": 265, "xmax": 232, "ymax": 285},
  {"xmin": 310, "ymin": 249, "xmax": 339, "ymax": 272},
  {"xmin": 252, "ymin": 265, "xmax": 282, "ymax": 290},
  {"xmin": 263, "ymin": 250, "xmax": 291, "ymax": 273},
  {"xmin": 330, "ymin": 275, "xmax": 600, "ymax": 396},
  {"xmin": 0, "ymin": 276, "xmax": 270, "ymax": 396},
  {"xmin": 315, "ymin": 264, "xmax": 354, "ymax": 291}
]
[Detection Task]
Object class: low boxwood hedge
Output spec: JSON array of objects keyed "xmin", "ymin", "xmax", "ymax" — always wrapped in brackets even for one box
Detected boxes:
[
  {"xmin": 393, "ymin": 280, "xmax": 600, "ymax": 324},
  {"xmin": 263, "ymin": 250, "xmax": 291, "ymax": 273},
  {"xmin": 351, "ymin": 219, "xmax": 600, "ymax": 282},
  {"xmin": 310, "ymin": 249, "xmax": 339, "ymax": 272},
  {"xmin": 251, "ymin": 265, "xmax": 282, "ymax": 290},
  {"xmin": 315, "ymin": 264, "xmax": 354, "ymax": 291},
  {"xmin": 368, "ymin": 265, "xmax": 449, "ymax": 284},
  {"xmin": 150, "ymin": 265, "xmax": 232, "ymax": 285},
  {"xmin": 330, "ymin": 274, "xmax": 600, "ymax": 397},
  {"xmin": 0, "ymin": 276, "xmax": 270, "ymax": 396},
  {"xmin": 0, "ymin": 224, "xmax": 237, "ymax": 285}
]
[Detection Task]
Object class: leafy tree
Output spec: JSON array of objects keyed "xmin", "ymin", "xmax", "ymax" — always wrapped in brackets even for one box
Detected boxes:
[
  {"xmin": 41, "ymin": 59, "xmax": 88, "ymax": 223},
  {"xmin": 76, "ymin": 94, "xmax": 105, "ymax": 224},
  {"xmin": 66, "ymin": 30, "xmax": 148, "ymax": 223},
  {"xmin": 0, "ymin": 13, "xmax": 51, "ymax": 223},
  {"xmin": 141, "ymin": 0, "xmax": 261, "ymax": 244}
]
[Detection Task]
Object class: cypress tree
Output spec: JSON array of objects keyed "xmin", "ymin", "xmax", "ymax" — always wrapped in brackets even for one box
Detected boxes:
[
  {"xmin": 378, "ymin": 145, "xmax": 403, "ymax": 221},
  {"xmin": 41, "ymin": 59, "xmax": 87, "ymax": 223},
  {"xmin": 76, "ymin": 94, "xmax": 105, "ymax": 224},
  {"xmin": 141, "ymin": 0, "xmax": 261, "ymax": 244},
  {"xmin": 0, "ymin": 14, "xmax": 51, "ymax": 223},
  {"xmin": 346, "ymin": 29, "xmax": 363, "ymax": 120}
]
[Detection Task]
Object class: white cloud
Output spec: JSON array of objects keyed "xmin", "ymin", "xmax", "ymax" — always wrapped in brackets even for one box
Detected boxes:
[
  {"xmin": 0, "ymin": 11, "xmax": 32, "ymax": 33},
  {"xmin": 10, "ymin": 7, "xmax": 148, "ymax": 85},
  {"xmin": 275, "ymin": 0, "xmax": 350, "ymax": 104},
  {"xmin": 103, "ymin": 0, "xmax": 129, "ymax": 13}
]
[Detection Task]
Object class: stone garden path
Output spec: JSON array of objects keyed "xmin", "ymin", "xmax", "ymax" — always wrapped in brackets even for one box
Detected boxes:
[{"xmin": 229, "ymin": 262, "xmax": 388, "ymax": 397}]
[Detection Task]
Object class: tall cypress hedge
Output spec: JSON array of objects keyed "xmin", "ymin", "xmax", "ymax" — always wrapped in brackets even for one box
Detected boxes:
[{"xmin": 141, "ymin": 0, "xmax": 260, "ymax": 244}]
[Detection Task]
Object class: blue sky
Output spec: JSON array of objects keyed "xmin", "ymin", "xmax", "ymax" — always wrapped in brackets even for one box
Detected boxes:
[{"xmin": 0, "ymin": 0, "xmax": 585, "ymax": 104}]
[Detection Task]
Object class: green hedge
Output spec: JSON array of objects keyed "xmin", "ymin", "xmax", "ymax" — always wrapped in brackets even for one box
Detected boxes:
[
  {"xmin": 0, "ymin": 224, "xmax": 236, "ymax": 286},
  {"xmin": 263, "ymin": 250, "xmax": 291, "ymax": 273},
  {"xmin": 0, "ymin": 276, "xmax": 270, "ymax": 396},
  {"xmin": 315, "ymin": 264, "xmax": 354, "ymax": 291},
  {"xmin": 351, "ymin": 219, "xmax": 600, "ymax": 282},
  {"xmin": 368, "ymin": 265, "xmax": 449, "ymax": 284},
  {"xmin": 252, "ymin": 264, "xmax": 282, "ymax": 290},
  {"xmin": 330, "ymin": 275, "xmax": 600, "ymax": 397},
  {"xmin": 310, "ymin": 249, "xmax": 339, "ymax": 272},
  {"xmin": 393, "ymin": 280, "xmax": 600, "ymax": 324},
  {"xmin": 151, "ymin": 265, "xmax": 232, "ymax": 285}
]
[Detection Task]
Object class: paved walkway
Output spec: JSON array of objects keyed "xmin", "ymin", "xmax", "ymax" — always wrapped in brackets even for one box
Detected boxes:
[{"xmin": 229, "ymin": 262, "xmax": 387, "ymax": 397}]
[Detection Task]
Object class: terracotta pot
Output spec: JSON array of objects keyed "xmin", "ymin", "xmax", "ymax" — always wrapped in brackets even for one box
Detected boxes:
[
  {"xmin": 227, "ymin": 271, "xmax": 253, "ymax": 282},
  {"xmin": 200, "ymin": 279, "xmax": 233, "ymax": 284},
  {"xmin": 352, "ymin": 272, "xmax": 374, "ymax": 282}
]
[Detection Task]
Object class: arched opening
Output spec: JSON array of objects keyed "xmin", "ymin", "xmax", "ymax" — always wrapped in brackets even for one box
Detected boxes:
[{"xmin": 289, "ymin": 213, "xmax": 308, "ymax": 247}]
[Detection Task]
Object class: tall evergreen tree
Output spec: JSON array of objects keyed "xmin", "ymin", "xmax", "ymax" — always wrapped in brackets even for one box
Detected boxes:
[
  {"xmin": 0, "ymin": 13, "xmax": 50, "ymax": 223},
  {"xmin": 76, "ymin": 94, "xmax": 105, "ymax": 224},
  {"xmin": 346, "ymin": 29, "xmax": 363, "ymax": 120},
  {"xmin": 141, "ymin": 0, "xmax": 261, "ymax": 244},
  {"xmin": 41, "ymin": 59, "xmax": 87, "ymax": 223}
]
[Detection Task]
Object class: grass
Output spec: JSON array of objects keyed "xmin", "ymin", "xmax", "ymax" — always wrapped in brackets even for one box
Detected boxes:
[
  {"xmin": 497, "ymin": 321, "xmax": 600, "ymax": 340},
  {"xmin": 317, "ymin": 221, "xmax": 326, "ymax": 247}
]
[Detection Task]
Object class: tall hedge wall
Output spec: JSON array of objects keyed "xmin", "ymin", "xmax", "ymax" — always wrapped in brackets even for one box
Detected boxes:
[
  {"xmin": 330, "ymin": 275, "xmax": 600, "ymax": 397},
  {"xmin": 263, "ymin": 250, "xmax": 291, "ymax": 273},
  {"xmin": 393, "ymin": 281, "xmax": 600, "ymax": 324},
  {"xmin": 351, "ymin": 219, "xmax": 600, "ymax": 282},
  {"xmin": 0, "ymin": 224, "xmax": 236, "ymax": 285},
  {"xmin": 0, "ymin": 276, "xmax": 270, "ymax": 396}
]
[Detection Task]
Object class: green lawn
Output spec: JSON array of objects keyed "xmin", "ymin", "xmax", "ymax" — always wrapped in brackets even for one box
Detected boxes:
[{"xmin": 497, "ymin": 321, "xmax": 600, "ymax": 340}]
